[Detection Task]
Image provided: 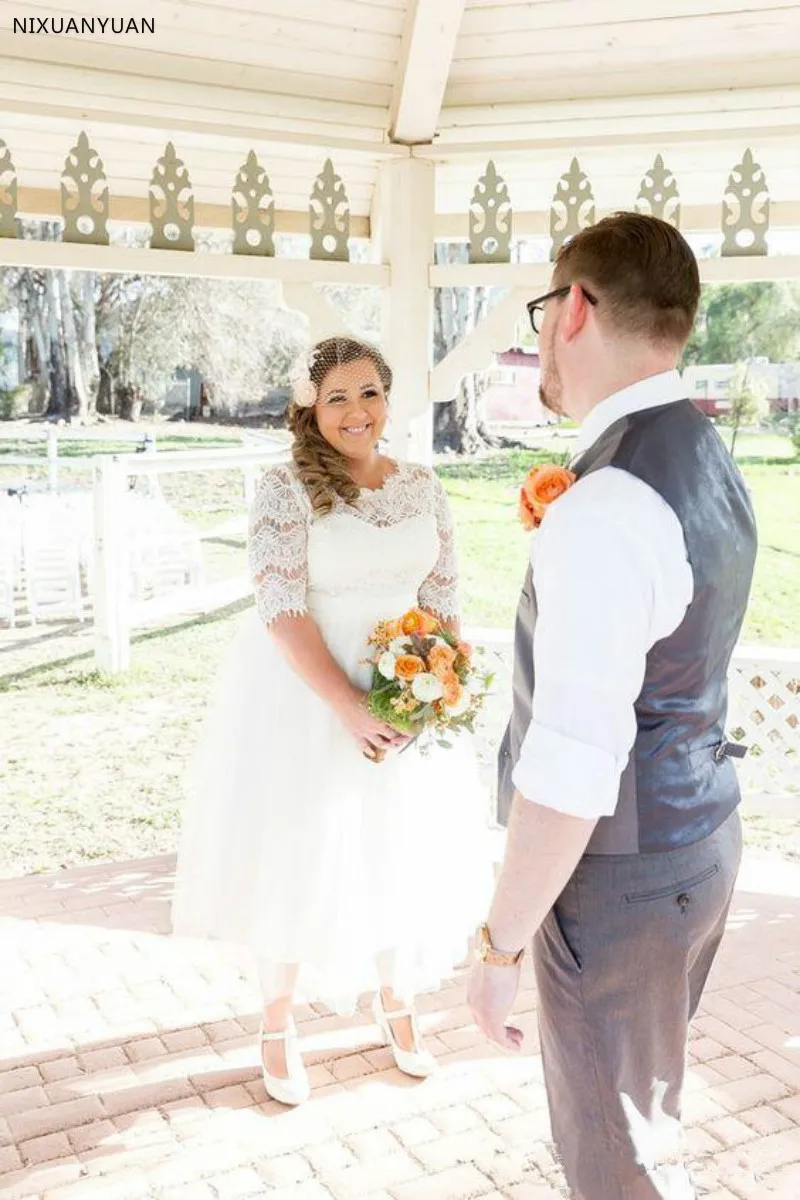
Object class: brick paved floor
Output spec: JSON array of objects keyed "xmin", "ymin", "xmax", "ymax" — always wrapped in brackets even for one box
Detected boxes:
[{"xmin": 0, "ymin": 849, "xmax": 798, "ymax": 1200}]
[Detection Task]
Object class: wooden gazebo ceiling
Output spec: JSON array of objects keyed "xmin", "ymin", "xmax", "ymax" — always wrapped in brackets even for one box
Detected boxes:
[{"xmin": 1, "ymin": 0, "xmax": 800, "ymax": 228}]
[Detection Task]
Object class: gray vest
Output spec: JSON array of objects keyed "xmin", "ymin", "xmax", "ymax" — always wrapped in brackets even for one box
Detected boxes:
[{"xmin": 497, "ymin": 400, "xmax": 757, "ymax": 855}]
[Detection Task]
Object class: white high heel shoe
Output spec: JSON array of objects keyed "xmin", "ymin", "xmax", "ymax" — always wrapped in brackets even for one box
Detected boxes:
[
  {"xmin": 372, "ymin": 993, "xmax": 436, "ymax": 1079},
  {"xmin": 259, "ymin": 1021, "xmax": 310, "ymax": 1106}
]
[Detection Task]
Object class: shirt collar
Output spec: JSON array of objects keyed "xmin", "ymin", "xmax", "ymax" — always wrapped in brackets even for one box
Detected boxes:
[{"xmin": 571, "ymin": 369, "xmax": 685, "ymax": 459}]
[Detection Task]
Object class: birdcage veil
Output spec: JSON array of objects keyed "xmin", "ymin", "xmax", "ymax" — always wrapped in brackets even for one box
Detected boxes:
[{"xmin": 289, "ymin": 337, "xmax": 392, "ymax": 408}]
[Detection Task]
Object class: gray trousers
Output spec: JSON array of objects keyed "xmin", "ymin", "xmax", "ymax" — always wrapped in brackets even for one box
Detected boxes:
[{"xmin": 534, "ymin": 809, "xmax": 742, "ymax": 1200}]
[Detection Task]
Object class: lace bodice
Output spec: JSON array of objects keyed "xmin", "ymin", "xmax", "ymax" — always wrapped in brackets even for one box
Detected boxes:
[{"xmin": 248, "ymin": 460, "xmax": 459, "ymax": 627}]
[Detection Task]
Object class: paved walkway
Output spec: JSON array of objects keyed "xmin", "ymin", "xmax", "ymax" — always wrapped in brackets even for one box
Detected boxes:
[{"xmin": 0, "ymin": 850, "xmax": 798, "ymax": 1200}]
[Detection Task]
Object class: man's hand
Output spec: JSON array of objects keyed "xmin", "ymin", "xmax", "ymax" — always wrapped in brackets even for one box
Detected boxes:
[{"xmin": 468, "ymin": 960, "xmax": 524, "ymax": 1053}]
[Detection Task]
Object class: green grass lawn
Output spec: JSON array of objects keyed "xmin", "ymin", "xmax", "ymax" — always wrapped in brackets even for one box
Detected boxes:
[
  {"xmin": 0, "ymin": 426, "xmax": 797, "ymax": 877},
  {"xmin": 443, "ymin": 434, "xmax": 800, "ymax": 644}
]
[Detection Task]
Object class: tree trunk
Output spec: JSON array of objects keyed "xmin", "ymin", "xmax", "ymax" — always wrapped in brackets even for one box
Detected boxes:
[
  {"xmin": 432, "ymin": 242, "xmax": 495, "ymax": 455},
  {"xmin": 44, "ymin": 272, "xmax": 70, "ymax": 419},
  {"xmin": 77, "ymin": 273, "xmax": 101, "ymax": 420},
  {"xmin": 59, "ymin": 271, "xmax": 92, "ymax": 422}
]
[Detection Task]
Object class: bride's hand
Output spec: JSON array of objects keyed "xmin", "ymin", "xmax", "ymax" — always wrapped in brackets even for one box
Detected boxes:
[{"xmin": 340, "ymin": 692, "xmax": 407, "ymax": 758}]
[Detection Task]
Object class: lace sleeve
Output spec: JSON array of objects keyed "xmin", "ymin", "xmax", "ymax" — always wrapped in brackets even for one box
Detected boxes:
[
  {"xmin": 248, "ymin": 465, "xmax": 310, "ymax": 627},
  {"xmin": 418, "ymin": 470, "xmax": 460, "ymax": 619}
]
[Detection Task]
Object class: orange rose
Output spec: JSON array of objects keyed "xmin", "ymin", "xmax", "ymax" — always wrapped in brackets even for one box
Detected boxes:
[
  {"xmin": 428, "ymin": 643, "xmax": 457, "ymax": 679},
  {"xmin": 401, "ymin": 608, "xmax": 440, "ymax": 636},
  {"xmin": 456, "ymin": 641, "xmax": 473, "ymax": 663},
  {"xmin": 441, "ymin": 671, "xmax": 462, "ymax": 708},
  {"xmin": 519, "ymin": 463, "xmax": 575, "ymax": 531},
  {"xmin": 395, "ymin": 654, "xmax": 426, "ymax": 680}
]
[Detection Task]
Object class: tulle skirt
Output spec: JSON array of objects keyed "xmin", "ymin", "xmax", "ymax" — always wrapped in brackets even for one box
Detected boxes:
[{"xmin": 171, "ymin": 598, "xmax": 494, "ymax": 1015}]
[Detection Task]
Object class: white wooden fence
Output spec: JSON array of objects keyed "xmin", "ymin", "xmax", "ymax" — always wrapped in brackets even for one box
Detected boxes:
[{"xmin": 92, "ymin": 443, "xmax": 288, "ymax": 672}]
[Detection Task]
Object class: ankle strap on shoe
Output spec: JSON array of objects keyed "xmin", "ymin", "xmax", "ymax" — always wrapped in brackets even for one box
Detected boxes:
[{"xmin": 261, "ymin": 1025, "xmax": 295, "ymax": 1041}]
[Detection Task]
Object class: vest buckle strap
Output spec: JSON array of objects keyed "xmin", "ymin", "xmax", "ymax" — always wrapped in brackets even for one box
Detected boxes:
[{"xmin": 714, "ymin": 740, "xmax": 748, "ymax": 762}]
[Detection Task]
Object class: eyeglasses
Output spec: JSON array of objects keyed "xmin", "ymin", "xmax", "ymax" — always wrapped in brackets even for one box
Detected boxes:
[{"xmin": 526, "ymin": 285, "xmax": 598, "ymax": 335}]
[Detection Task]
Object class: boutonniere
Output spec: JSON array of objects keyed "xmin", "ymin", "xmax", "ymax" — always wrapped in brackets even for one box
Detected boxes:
[{"xmin": 519, "ymin": 462, "xmax": 576, "ymax": 530}]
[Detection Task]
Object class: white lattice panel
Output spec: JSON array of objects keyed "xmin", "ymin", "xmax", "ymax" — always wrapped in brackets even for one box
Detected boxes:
[
  {"xmin": 470, "ymin": 637, "xmax": 800, "ymax": 804},
  {"xmin": 728, "ymin": 650, "xmax": 800, "ymax": 796}
]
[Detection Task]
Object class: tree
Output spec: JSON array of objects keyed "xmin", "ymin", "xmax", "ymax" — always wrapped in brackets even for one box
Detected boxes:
[
  {"xmin": 725, "ymin": 361, "xmax": 770, "ymax": 455},
  {"xmin": 432, "ymin": 242, "xmax": 499, "ymax": 454},
  {"xmin": 684, "ymin": 282, "xmax": 800, "ymax": 366},
  {"xmin": 2, "ymin": 223, "xmax": 102, "ymax": 421},
  {"xmin": 4, "ymin": 221, "xmax": 308, "ymax": 422}
]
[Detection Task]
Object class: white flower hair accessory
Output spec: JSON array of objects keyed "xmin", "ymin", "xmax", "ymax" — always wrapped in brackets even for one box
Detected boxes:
[{"xmin": 289, "ymin": 347, "xmax": 318, "ymax": 408}]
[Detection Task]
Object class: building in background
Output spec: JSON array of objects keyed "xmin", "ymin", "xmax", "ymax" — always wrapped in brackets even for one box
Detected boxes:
[
  {"xmin": 482, "ymin": 348, "xmax": 555, "ymax": 428},
  {"xmin": 683, "ymin": 361, "xmax": 800, "ymax": 416}
]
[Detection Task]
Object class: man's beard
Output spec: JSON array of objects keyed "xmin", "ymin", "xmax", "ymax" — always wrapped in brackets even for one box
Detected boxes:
[{"xmin": 539, "ymin": 363, "xmax": 563, "ymax": 416}]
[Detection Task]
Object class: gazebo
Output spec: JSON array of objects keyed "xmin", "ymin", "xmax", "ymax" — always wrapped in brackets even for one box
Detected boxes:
[
  {"xmin": 1, "ymin": 0, "xmax": 800, "ymax": 465},
  {"xmin": 1, "ymin": 13, "xmax": 800, "ymax": 1198}
]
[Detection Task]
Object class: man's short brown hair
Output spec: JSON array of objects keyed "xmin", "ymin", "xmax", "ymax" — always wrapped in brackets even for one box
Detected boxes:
[{"xmin": 554, "ymin": 213, "xmax": 700, "ymax": 347}]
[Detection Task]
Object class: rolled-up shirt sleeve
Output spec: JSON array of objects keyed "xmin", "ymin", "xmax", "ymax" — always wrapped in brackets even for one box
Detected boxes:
[{"xmin": 511, "ymin": 467, "xmax": 693, "ymax": 819}]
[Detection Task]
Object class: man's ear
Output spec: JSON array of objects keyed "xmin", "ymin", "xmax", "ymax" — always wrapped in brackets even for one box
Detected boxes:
[{"xmin": 561, "ymin": 284, "xmax": 591, "ymax": 343}]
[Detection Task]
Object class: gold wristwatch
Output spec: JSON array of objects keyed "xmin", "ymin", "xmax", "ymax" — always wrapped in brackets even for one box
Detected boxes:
[{"xmin": 475, "ymin": 923, "xmax": 524, "ymax": 968}]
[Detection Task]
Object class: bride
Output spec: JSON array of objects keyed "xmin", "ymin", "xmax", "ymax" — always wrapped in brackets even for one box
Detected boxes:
[{"xmin": 172, "ymin": 336, "xmax": 492, "ymax": 1105}]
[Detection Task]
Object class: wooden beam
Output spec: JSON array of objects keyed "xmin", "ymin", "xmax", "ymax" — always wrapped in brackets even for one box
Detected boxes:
[
  {"xmin": 16, "ymin": 187, "xmax": 371, "ymax": 238},
  {"xmin": 0, "ymin": 237, "xmax": 389, "ymax": 286},
  {"xmin": 280, "ymin": 282, "xmax": 357, "ymax": 342},
  {"xmin": 0, "ymin": 56, "xmax": 389, "ymax": 143},
  {"xmin": 437, "ymin": 85, "xmax": 800, "ymax": 139},
  {"xmin": 417, "ymin": 123, "xmax": 800, "ymax": 161},
  {"xmin": 430, "ymin": 257, "xmax": 800, "ymax": 289},
  {"xmin": 389, "ymin": 0, "xmax": 465, "ymax": 145},
  {"xmin": 429, "ymin": 289, "xmax": 529, "ymax": 404},
  {"xmin": 0, "ymin": 93, "xmax": 405, "ymax": 161}
]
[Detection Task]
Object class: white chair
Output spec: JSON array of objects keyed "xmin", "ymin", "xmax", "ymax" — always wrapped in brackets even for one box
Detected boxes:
[
  {"xmin": 0, "ymin": 496, "xmax": 24, "ymax": 628},
  {"xmin": 0, "ymin": 539, "xmax": 16, "ymax": 627},
  {"xmin": 126, "ymin": 495, "xmax": 204, "ymax": 603},
  {"xmin": 21, "ymin": 500, "xmax": 84, "ymax": 624}
]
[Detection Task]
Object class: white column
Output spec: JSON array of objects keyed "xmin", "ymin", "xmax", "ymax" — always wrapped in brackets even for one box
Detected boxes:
[{"xmin": 374, "ymin": 158, "xmax": 436, "ymax": 464}]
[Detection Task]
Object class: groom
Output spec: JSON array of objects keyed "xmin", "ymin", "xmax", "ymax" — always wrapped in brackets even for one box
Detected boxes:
[{"xmin": 468, "ymin": 213, "xmax": 757, "ymax": 1199}]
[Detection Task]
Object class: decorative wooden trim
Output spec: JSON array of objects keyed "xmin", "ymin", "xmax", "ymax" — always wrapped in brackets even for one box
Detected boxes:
[
  {"xmin": 61, "ymin": 131, "xmax": 109, "ymax": 246},
  {"xmin": 468, "ymin": 160, "xmax": 512, "ymax": 263},
  {"xmin": 232, "ymin": 151, "xmax": 275, "ymax": 257},
  {"xmin": 435, "ymin": 202, "xmax": 800, "ymax": 238},
  {"xmin": 309, "ymin": 159, "xmax": 350, "ymax": 261},
  {"xmin": 16, "ymin": 187, "xmax": 372, "ymax": 237},
  {"xmin": 0, "ymin": 236, "xmax": 390, "ymax": 284},
  {"xmin": 0, "ymin": 139, "xmax": 19, "ymax": 238},
  {"xmin": 721, "ymin": 148, "xmax": 770, "ymax": 257}
]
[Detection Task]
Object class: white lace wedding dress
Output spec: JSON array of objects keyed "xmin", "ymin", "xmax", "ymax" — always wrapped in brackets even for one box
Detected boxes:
[{"xmin": 172, "ymin": 460, "xmax": 494, "ymax": 1015}]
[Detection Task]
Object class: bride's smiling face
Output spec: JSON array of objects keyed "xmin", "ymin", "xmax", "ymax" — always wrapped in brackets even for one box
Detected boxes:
[{"xmin": 314, "ymin": 357, "xmax": 388, "ymax": 460}]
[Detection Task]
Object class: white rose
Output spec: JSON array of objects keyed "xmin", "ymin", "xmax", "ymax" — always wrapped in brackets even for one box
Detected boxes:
[
  {"xmin": 389, "ymin": 636, "xmax": 412, "ymax": 656},
  {"xmin": 466, "ymin": 675, "xmax": 487, "ymax": 696},
  {"xmin": 377, "ymin": 652, "xmax": 397, "ymax": 680},
  {"xmin": 444, "ymin": 690, "xmax": 471, "ymax": 717},
  {"xmin": 411, "ymin": 672, "xmax": 444, "ymax": 704}
]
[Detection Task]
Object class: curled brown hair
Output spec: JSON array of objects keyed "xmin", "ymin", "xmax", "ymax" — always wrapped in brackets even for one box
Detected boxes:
[
  {"xmin": 288, "ymin": 337, "xmax": 393, "ymax": 515},
  {"xmin": 554, "ymin": 212, "xmax": 700, "ymax": 347}
]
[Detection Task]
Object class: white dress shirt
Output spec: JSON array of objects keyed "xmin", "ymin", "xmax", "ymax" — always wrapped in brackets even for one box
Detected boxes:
[{"xmin": 512, "ymin": 370, "xmax": 694, "ymax": 819}]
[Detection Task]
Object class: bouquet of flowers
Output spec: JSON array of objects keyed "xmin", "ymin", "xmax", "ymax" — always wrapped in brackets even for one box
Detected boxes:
[{"xmin": 364, "ymin": 608, "xmax": 493, "ymax": 756}]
